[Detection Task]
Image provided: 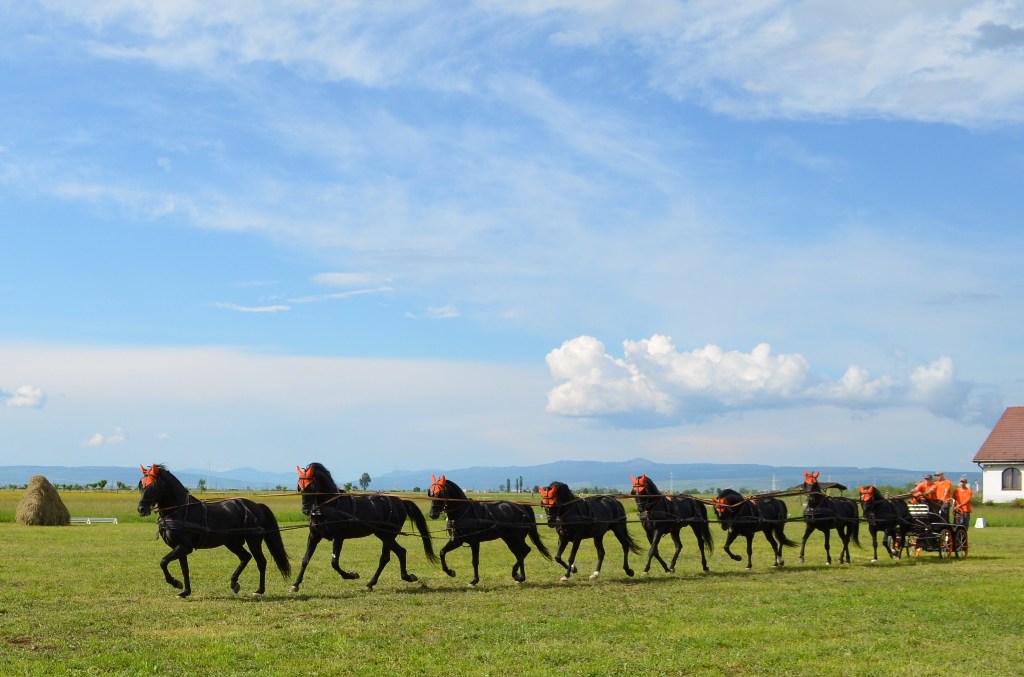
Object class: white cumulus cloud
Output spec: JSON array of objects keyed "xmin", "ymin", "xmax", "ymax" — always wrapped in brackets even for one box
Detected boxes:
[
  {"xmin": 2, "ymin": 385, "xmax": 47, "ymax": 408},
  {"xmin": 83, "ymin": 426, "xmax": 127, "ymax": 447},
  {"xmin": 546, "ymin": 335, "xmax": 1000, "ymax": 427}
]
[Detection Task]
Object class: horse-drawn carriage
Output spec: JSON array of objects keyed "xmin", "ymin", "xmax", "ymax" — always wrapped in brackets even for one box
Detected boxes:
[{"xmin": 895, "ymin": 502, "xmax": 968, "ymax": 559}]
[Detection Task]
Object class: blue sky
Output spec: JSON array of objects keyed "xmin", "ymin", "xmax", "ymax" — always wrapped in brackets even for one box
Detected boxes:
[{"xmin": 2, "ymin": 2, "xmax": 1023, "ymax": 483}]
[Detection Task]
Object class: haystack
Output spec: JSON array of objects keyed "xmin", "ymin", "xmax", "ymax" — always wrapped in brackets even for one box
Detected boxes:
[{"xmin": 16, "ymin": 475, "xmax": 71, "ymax": 526}]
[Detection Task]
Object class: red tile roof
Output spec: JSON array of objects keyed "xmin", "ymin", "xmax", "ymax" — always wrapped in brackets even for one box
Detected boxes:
[{"xmin": 973, "ymin": 406, "xmax": 1024, "ymax": 463}]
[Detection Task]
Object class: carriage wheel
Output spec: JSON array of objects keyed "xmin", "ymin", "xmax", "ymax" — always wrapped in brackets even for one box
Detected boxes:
[
  {"xmin": 937, "ymin": 527, "xmax": 954, "ymax": 559},
  {"xmin": 953, "ymin": 527, "xmax": 968, "ymax": 559}
]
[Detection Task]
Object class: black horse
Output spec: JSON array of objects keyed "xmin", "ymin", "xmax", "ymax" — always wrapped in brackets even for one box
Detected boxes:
[
  {"xmin": 540, "ymin": 481, "xmax": 641, "ymax": 582},
  {"xmin": 713, "ymin": 488, "xmax": 796, "ymax": 568},
  {"xmin": 137, "ymin": 464, "xmax": 292, "ymax": 598},
  {"xmin": 859, "ymin": 484, "xmax": 911, "ymax": 562},
  {"xmin": 630, "ymin": 474, "xmax": 714, "ymax": 574},
  {"xmin": 427, "ymin": 474, "xmax": 551, "ymax": 586},
  {"xmin": 290, "ymin": 463, "xmax": 437, "ymax": 592},
  {"xmin": 798, "ymin": 471, "xmax": 861, "ymax": 565}
]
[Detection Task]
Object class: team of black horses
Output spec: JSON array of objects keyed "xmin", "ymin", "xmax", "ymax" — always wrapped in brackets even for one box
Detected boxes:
[{"xmin": 136, "ymin": 463, "xmax": 933, "ymax": 597}]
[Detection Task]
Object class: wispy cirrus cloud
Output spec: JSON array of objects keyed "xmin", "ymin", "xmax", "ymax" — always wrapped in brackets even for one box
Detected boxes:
[{"xmin": 213, "ymin": 302, "xmax": 290, "ymax": 313}]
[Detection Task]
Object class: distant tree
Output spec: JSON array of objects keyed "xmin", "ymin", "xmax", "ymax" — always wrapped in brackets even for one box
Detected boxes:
[
  {"xmin": 506, "ymin": 478, "xmax": 511, "ymax": 493},
  {"xmin": 344, "ymin": 482, "xmax": 354, "ymax": 492},
  {"xmin": 115, "ymin": 481, "xmax": 130, "ymax": 491},
  {"xmin": 359, "ymin": 473, "xmax": 372, "ymax": 490},
  {"xmin": 412, "ymin": 486, "xmax": 421, "ymax": 493},
  {"xmin": 197, "ymin": 478, "xmax": 207, "ymax": 493}
]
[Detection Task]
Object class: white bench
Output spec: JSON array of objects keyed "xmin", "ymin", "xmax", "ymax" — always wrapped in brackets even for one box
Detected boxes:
[{"xmin": 70, "ymin": 517, "xmax": 119, "ymax": 524}]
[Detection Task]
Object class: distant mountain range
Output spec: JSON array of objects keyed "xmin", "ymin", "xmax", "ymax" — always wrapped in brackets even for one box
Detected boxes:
[{"xmin": 0, "ymin": 460, "xmax": 979, "ymax": 493}]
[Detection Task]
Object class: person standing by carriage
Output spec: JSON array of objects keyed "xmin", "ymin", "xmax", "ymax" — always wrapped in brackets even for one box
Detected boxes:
[
  {"xmin": 953, "ymin": 476, "xmax": 973, "ymax": 529},
  {"xmin": 932, "ymin": 471, "xmax": 953, "ymax": 522}
]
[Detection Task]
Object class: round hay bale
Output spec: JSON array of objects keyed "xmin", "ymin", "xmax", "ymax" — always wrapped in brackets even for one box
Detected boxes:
[{"xmin": 16, "ymin": 475, "xmax": 71, "ymax": 526}]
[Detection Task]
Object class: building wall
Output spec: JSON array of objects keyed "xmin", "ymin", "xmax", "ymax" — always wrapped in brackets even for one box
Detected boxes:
[{"xmin": 980, "ymin": 464, "xmax": 1024, "ymax": 503}]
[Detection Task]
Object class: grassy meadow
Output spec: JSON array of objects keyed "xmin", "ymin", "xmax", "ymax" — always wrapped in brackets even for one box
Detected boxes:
[{"xmin": 1, "ymin": 488, "xmax": 1022, "ymax": 676}]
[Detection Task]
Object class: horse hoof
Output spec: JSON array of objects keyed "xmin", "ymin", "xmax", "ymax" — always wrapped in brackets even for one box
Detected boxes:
[
  {"xmin": 251, "ymin": 592, "xmax": 263, "ymax": 599},
  {"xmin": 403, "ymin": 574, "xmax": 418, "ymax": 583},
  {"xmin": 642, "ymin": 570, "xmax": 650, "ymax": 576},
  {"xmin": 871, "ymin": 559, "xmax": 878, "ymax": 564},
  {"xmin": 177, "ymin": 590, "xmax": 191, "ymax": 598},
  {"xmin": 289, "ymin": 585, "xmax": 300, "ymax": 593},
  {"xmin": 445, "ymin": 570, "xmax": 457, "ymax": 578},
  {"xmin": 559, "ymin": 576, "xmax": 570, "ymax": 583},
  {"xmin": 624, "ymin": 569, "xmax": 634, "ymax": 577},
  {"xmin": 231, "ymin": 582, "xmax": 241, "ymax": 594},
  {"xmin": 589, "ymin": 571, "xmax": 600, "ymax": 581},
  {"xmin": 467, "ymin": 582, "xmax": 477, "ymax": 588}
]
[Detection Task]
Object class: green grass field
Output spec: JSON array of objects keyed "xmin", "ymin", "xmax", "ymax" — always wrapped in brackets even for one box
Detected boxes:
[{"xmin": 1, "ymin": 489, "xmax": 1021, "ymax": 676}]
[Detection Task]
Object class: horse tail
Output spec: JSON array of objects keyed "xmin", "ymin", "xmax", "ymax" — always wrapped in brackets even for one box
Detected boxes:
[
  {"xmin": 257, "ymin": 504, "xmax": 292, "ymax": 578},
  {"xmin": 528, "ymin": 522, "xmax": 553, "ymax": 560},
  {"xmin": 849, "ymin": 504, "xmax": 862, "ymax": 547},
  {"xmin": 623, "ymin": 526, "xmax": 643, "ymax": 555},
  {"xmin": 403, "ymin": 500, "xmax": 439, "ymax": 564},
  {"xmin": 694, "ymin": 501, "xmax": 714, "ymax": 553}
]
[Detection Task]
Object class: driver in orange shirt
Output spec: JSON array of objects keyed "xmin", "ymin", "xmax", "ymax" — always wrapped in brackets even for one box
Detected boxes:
[
  {"xmin": 911, "ymin": 474, "xmax": 933, "ymax": 504},
  {"xmin": 931, "ymin": 471, "xmax": 953, "ymax": 522}
]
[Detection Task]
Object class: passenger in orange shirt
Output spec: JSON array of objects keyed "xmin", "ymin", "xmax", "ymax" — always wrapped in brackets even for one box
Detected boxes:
[
  {"xmin": 953, "ymin": 477, "xmax": 973, "ymax": 529},
  {"xmin": 932, "ymin": 471, "xmax": 953, "ymax": 521},
  {"xmin": 911, "ymin": 474, "xmax": 933, "ymax": 504}
]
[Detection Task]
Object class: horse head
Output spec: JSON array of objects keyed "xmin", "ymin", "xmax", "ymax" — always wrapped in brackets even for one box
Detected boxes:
[
  {"xmin": 858, "ymin": 485, "xmax": 878, "ymax": 504},
  {"xmin": 428, "ymin": 473, "xmax": 448, "ymax": 519},
  {"xmin": 540, "ymin": 484, "xmax": 562, "ymax": 525},
  {"xmin": 713, "ymin": 488, "xmax": 743, "ymax": 518},
  {"xmin": 296, "ymin": 463, "xmax": 336, "ymax": 516},
  {"xmin": 137, "ymin": 463, "xmax": 161, "ymax": 516},
  {"xmin": 803, "ymin": 470, "xmax": 821, "ymax": 490},
  {"xmin": 630, "ymin": 474, "xmax": 653, "ymax": 496}
]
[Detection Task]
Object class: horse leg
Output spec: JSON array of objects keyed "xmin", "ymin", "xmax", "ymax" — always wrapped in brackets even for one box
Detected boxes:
[
  {"xmin": 822, "ymin": 527, "xmax": 833, "ymax": 565},
  {"xmin": 439, "ymin": 537, "xmax": 462, "ymax": 578},
  {"xmin": 798, "ymin": 523, "xmax": 814, "ymax": 564},
  {"xmin": 669, "ymin": 529, "xmax": 684, "ymax": 573},
  {"xmin": 330, "ymin": 539, "xmax": 361, "ymax": 580},
  {"xmin": 506, "ymin": 536, "xmax": 529, "ymax": 583},
  {"xmin": 644, "ymin": 529, "xmax": 667, "ymax": 575},
  {"xmin": 468, "ymin": 541, "xmax": 481, "ymax": 587},
  {"xmin": 616, "ymin": 527, "xmax": 635, "ymax": 578},
  {"xmin": 744, "ymin": 534, "xmax": 755, "ymax": 569},
  {"xmin": 590, "ymin": 535, "xmax": 607, "ymax": 581},
  {"xmin": 563, "ymin": 540, "xmax": 583, "ymax": 583},
  {"xmin": 723, "ymin": 531, "xmax": 743, "ymax": 562},
  {"xmin": 247, "ymin": 537, "xmax": 269, "ymax": 596},
  {"xmin": 365, "ymin": 539, "xmax": 393, "ymax": 591},
  {"xmin": 160, "ymin": 544, "xmax": 192, "ymax": 596},
  {"xmin": 290, "ymin": 531, "xmax": 322, "ymax": 593},
  {"xmin": 553, "ymin": 537, "xmax": 572, "ymax": 580},
  {"xmin": 764, "ymin": 531, "xmax": 782, "ymax": 567},
  {"xmin": 687, "ymin": 526, "xmax": 707, "ymax": 573},
  {"xmin": 390, "ymin": 538, "xmax": 418, "ymax": 584},
  {"xmin": 871, "ymin": 527, "xmax": 881, "ymax": 562},
  {"xmin": 225, "ymin": 541, "xmax": 253, "ymax": 595}
]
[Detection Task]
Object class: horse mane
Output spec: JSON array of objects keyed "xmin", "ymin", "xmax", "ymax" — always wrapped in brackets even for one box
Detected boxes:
[
  {"xmin": 639, "ymin": 476, "xmax": 661, "ymax": 495},
  {"xmin": 440, "ymin": 478, "xmax": 467, "ymax": 500},
  {"xmin": 549, "ymin": 481, "xmax": 576, "ymax": 501},
  {"xmin": 307, "ymin": 462, "xmax": 341, "ymax": 494},
  {"xmin": 717, "ymin": 488, "xmax": 743, "ymax": 503},
  {"xmin": 154, "ymin": 464, "xmax": 188, "ymax": 496}
]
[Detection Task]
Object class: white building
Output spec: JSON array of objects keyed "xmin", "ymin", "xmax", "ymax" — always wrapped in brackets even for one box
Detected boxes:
[{"xmin": 973, "ymin": 406, "xmax": 1024, "ymax": 503}]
